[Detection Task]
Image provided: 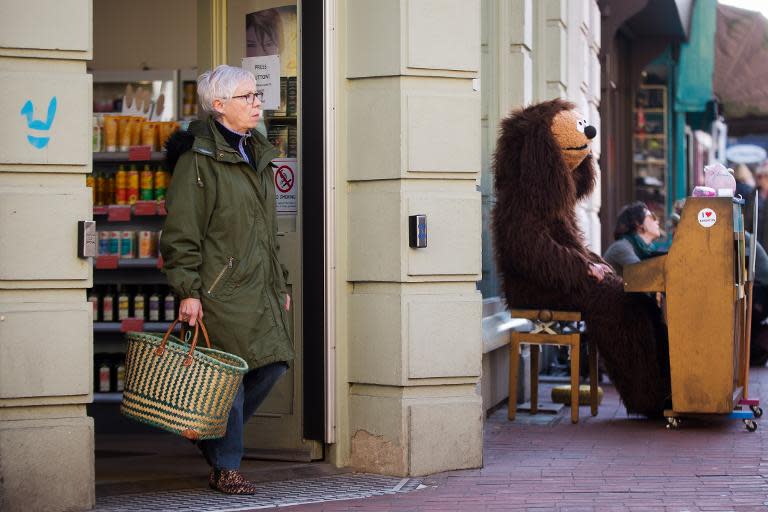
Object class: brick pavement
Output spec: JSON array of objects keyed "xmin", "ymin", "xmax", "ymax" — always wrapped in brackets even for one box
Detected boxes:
[{"xmin": 281, "ymin": 368, "xmax": 768, "ymax": 512}]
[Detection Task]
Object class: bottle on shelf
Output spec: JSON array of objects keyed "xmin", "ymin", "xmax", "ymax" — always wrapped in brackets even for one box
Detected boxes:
[
  {"xmin": 154, "ymin": 166, "xmax": 168, "ymax": 201},
  {"xmin": 98, "ymin": 358, "xmax": 111, "ymax": 393},
  {"xmin": 134, "ymin": 286, "xmax": 146, "ymax": 320},
  {"xmin": 117, "ymin": 286, "xmax": 130, "ymax": 321},
  {"xmin": 148, "ymin": 288, "xmax": 160, "ymax": 322},
  {"xmin": 115, "ymin": 165, "xmax": 128, "ymax": 205},
  {"xmin": 86, "ymin": 174, "xmax": 95, "ymax": 206},
  {"xmin": 116, "ymin": 360, "xmax": 126, "ymax": 392},
  {"xmin": 140, "ymin": 165, "xmax": 154, "ymax": 201},
  {"xmin": 88, "ymin": 288, "xmax": 99, "ymax": 322},
  {"xmin": 102, "ymin": 286, "xmax": 114, "ymax": 322},
  {"xmin": 107, "ymin": 174, "xmax": 116, "ymax": 205},
  {"xmin": 164, "ymin": 289, "xmax": 176, "ymax": 322},
  {"xmin": 127, "ymin": 165, "xmax": 140, "ymax": 205},
  {"xmin": 95, "ymin": 173, "xmax": 107, "ymax": 206}
]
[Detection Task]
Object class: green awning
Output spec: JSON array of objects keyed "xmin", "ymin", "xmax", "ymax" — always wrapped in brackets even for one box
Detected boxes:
[{"xmin": 675, "ymin": 0, "xmax": 716, "ymax": 112}]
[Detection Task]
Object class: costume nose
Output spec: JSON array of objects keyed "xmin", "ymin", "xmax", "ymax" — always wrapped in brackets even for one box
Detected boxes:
[{"xmin": 585, "ymin": 125, "xmax": 597, "ymax": 140}]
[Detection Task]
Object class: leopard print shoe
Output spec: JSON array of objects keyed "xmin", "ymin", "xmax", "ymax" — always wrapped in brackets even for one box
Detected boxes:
[{"xmin": 209, "ymin": 468, "xmax": 258, "ymax": 495}]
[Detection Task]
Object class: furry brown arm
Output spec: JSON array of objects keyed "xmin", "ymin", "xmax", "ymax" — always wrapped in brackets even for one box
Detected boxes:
[{"xmin": 503, "ymin": 229, "xmax": 594, "ymax": 293}]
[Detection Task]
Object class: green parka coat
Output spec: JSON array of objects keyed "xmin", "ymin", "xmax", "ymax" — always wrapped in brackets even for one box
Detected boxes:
[{"xmin": 160, "ymin": 118, "xmax": 294, "ymax": 369}]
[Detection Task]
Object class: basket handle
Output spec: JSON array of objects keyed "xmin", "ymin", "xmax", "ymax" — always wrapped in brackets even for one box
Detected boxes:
[{"xmin": 155, "ymin": 319, "xmax": 212, "ymax": 366}]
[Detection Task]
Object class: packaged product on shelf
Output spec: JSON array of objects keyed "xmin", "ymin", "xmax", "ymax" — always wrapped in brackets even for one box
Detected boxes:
[
  {"xmin": 287, "ymin": 76, "xmax": 297, "ymax": 116},
  {"xmin": 158, "ymin": 122, "xmax": 179, "ymax": 150},
  {"xmin": 287, "ymin": 127, "xmax": 297, "ymax": 158},
  {"xmin": 138, "ymin": 231, "xmax": 158, "ymax": 258},
  {"xmin": 118, "ymin": 116, "xmax": 132, "ymax": 152},
  {"xmin": 127, "ymin": 165, "xmax": 139, "ymax": 205},
  {"xmin": 154, "ymin": 167, "xmax": 168, "ymax": 200},
  {"xmin": 268, "ymin": 125, "xmax": 288, "ymax": 157},
  {"xmin": 108, "ymin": 231, "xmax": 121, "ymax": 256},
  {"xmin": 164, "ymin": 291, "xmax": 176, "ymax": 322},
  {"xmin": 120, "ymin": 231, "xmax": 136, "ymax": 259},
  {"xmin": 88, "ymin": 289, "xmax": 99, "ymax": 321},
  {"xmin": 129, "ymin": 116, "xmax": 142, "ymax": 146},
  {"xmin": 148, "ymin": 289, "xmax": 160, "ymax": 321},
  {"xmin": 140, "ymin": 165, "xmax": 154, "ymax": 200},
  {"xmin": 95, "ymin": 173, "xmax": 106, "ymax": 206},
  {"xmin": 97, "ymin": 231, "xmax": 110, "ymax": 256},
  {"xmin": 107, "ymin": 174, "xmax": 116, "ymax": 205},
  {"xmin": 86, "ymin": 173, "xmax": 95, "ymax": 205},
  {"xmin": 116, "ymin": 361, "xmax": 126, "ymax": 392},
  {"xmin": 102, "ymin": 288, "xmax": 114, "ymax": 322},
  {"xmin": 134, "ymin": 287, "xmax": 146, "ymax": 320},
  {"xmin": 115, "ymin": 165, "xmax": 128, "ymax": 205},
  {"xmin": 103, "ymin": 115, "xmax": 118, "ymax": 152},
  {"xmin": 117, "ymin": 287, "xmax": 130, "ymax": 320},
  {"xmin": 92, "ymin": 116, "xmax": 102, "ymax": 152},
  {"xmin": 274, "ymin": 77, "xmax": 288, "ymax": 116},
  {"xmin": 98, "ymin": 359, "xmax": 111, "ymax": 392},
  {"xmin": 140, "ymin": 121, "xmax": 157, "ymax": 151}
]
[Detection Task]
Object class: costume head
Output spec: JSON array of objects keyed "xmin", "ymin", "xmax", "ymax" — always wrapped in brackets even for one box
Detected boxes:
[{"xmin": 493, "ymin": 99, "xmax": 597, "ymax": 221}]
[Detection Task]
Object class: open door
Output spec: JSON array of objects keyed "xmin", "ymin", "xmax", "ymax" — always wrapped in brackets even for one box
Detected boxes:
[{"xmin": 221, "ymin": 0, "xmax": 323, "ymax": 461}]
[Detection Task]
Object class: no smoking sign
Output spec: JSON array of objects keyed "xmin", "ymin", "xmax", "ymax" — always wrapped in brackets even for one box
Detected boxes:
[{"xmin": 271, "ymin": 158, "xmax": 298, "ymax": 214}]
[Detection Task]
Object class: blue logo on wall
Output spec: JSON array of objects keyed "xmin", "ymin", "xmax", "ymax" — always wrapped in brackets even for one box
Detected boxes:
[{"xmin": 20, "ymin": 97, "xmax": 57, "ymax": 149}]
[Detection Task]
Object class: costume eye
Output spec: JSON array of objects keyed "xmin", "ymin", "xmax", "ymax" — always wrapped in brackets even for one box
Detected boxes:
[{"xmin": 576, "ymin": 119, "xmax": 586, "ymax": 133}]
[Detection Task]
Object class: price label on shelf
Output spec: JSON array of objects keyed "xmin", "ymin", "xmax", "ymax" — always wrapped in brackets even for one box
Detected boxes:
[
  {"xmin": 107, "ymin": 205, "xmax": 131, "ymax": 222},
  {"xmin": 120, "ymin": 318, "xmax": 145, "ymax": 333},
  {"xmin": 128, "ymin": 145, "xmax": 152, "ymax": 161},
  {"xmin": 133, "ymin": 201, "xmax": 157, "ymax": 216},
  {"xmin": 95, "ymin": 255, "xmax": 119, "ymax": 269}
]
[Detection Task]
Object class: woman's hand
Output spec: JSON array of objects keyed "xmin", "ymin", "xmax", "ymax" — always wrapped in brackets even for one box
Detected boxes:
[
  {"xmin": 285, "ymin": 294, "xmax": 291, "ymax": 311},
  {"xmin": 588, "ymin": 263, "xmax": 613, "ymax": 282},
  {"xmin": 179, "ymin": 298, "xmax": 203, "ymax": 326}
]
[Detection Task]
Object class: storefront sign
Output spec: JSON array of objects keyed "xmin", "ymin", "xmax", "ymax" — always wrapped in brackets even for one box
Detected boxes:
[
  {"xmin": 242, "ymin": 55, "xmax": 280, "ymax": 111},
  {"xmin": 272, "ymin": 158, "xmax": 297, "ymax": 214}
]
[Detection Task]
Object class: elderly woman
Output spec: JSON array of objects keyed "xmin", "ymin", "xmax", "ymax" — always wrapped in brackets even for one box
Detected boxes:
[
  {"xmin": 161, "ymin": 65, "xmax": 293, "ymax": 495},
  {"xmin": 603, "ymin": 201, "xmax": 662, "ymax": 276}
]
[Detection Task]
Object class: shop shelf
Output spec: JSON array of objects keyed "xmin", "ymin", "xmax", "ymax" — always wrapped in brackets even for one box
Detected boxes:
[
  {"xmin": 93, "ymin": 392, "xmax": 123, "ymax": 403},
  {"xmin": 93, "ymin": 151, "xmax": 165, "ymax": 162},
  {"xmin": 93, "ymin": 201, "xmax": 167, "ymax": 219},
  {"xmin": 94, "ymin": 321, "xmax": 174, "ymax": 333},
  {"xmin": 95, "ymin": 257, "xmax": 161, "ymax": 269}
]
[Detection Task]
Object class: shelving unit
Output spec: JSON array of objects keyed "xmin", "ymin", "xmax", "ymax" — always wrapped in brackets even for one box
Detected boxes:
[{"xmin": 633, "ymin": 84, "xmax": 668, "ymax": 223}]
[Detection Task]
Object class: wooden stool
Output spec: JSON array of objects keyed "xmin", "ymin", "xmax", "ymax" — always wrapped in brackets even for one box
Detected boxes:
[{"xmin": 508, "ymin": 309, "xmax": 598, "ymax": 424}]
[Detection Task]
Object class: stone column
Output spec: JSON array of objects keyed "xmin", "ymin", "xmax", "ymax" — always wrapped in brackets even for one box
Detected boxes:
[
  {"xmin": 0, "ymin": 1, "xmax": 95, "ymax": 510},
  {"xmin": 345, "ymin": 0, "xmax": 483, "ymax": 476}
]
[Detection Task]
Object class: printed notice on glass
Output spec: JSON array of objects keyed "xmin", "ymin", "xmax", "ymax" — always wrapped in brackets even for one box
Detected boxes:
[
  {"xmin": 242, "ymin": 55, "xmax": 280, "ymax": 110},
  {"xmin": 272, "ymin": 158, "xmax": 298, "ymax": 215}
]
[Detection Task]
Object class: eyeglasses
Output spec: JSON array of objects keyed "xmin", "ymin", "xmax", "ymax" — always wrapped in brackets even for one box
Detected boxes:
[
  {"xmin": 645, "ymin": 211, "xmax": 658, "ymax": 221},
  {"xmin": 230, "ymin": 91, "xmax": 263, "ymax": 105}
]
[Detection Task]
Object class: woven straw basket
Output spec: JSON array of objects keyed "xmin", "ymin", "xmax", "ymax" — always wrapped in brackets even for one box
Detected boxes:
[{"xmin": 120, "ymin": 319, "xmax": 248, "ymax": 440}]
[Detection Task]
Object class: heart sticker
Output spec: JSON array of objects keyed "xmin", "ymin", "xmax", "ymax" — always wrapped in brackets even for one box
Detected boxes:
[{"xmin": 698, "ymin": 208, "xmax": 716, "ymax": 228}]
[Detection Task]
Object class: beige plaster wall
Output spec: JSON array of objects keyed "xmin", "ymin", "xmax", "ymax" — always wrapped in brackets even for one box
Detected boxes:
[
  {"xmin": 90, "ymin": 0, "xmax": 197, "ymax": 71},
  {"xmin": 0, "ymin": 1, "xmax": 95, "ymax": 510}
]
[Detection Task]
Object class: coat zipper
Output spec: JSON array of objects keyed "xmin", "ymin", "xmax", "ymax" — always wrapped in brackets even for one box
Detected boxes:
[{"xmin": 207, "ymin": 257, "xmax": 234, "ymax": 295}]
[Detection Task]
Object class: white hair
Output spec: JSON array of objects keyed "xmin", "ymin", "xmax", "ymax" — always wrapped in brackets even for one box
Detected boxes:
[{"xmin": 197, "ymin": 65, "xmax": 257, "ymax": 117}]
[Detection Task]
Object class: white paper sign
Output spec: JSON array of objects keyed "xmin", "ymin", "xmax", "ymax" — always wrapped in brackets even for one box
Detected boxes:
[
  {"xmin": 272, "ymin": 158, "xmax": 298, "ymax": 214},
  {"xmin": 242, "ymin": 55, "xmax": 280, "ymax": 110}
]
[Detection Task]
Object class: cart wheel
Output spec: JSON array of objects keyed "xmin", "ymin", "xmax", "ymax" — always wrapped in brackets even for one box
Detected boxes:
[
  {"xmin": 666, "ymin": 417, "xmax": 680, "ymax": 430},
  {"xmin": 744, "ymin": 419, "xmax": 758, "ymax": 432},
  {"xmin": 750, "ymin": 406, "xmax": 763, "ymax": 418}
]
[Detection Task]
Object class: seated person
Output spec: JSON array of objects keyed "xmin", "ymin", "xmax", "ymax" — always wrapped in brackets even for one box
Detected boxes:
[{"xmin": 603, "ymin": 201, "xmax": 662, "ymax": 276}]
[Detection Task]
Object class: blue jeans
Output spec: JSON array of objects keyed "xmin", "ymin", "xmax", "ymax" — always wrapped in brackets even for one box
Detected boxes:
[{"xmin": 199, "ymin": 362, "xmax": 288, "ymax": 470}]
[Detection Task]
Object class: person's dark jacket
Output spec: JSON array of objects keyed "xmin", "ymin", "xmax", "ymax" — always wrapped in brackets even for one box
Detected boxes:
[{"xmin": 160, "ymin": 117, "xmax": 294, "ymax": 369}]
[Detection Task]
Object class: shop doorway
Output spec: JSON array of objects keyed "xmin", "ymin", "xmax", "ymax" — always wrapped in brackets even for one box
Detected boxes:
[{"xmin": 88, "ymin": 0, "xmax": 327, "ymax": 495}]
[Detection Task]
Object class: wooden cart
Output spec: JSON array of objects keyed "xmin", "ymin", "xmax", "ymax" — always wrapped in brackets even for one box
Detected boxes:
[{"xmin": 624, "ymin": 197, "xmax": 761, "ymax": 431}]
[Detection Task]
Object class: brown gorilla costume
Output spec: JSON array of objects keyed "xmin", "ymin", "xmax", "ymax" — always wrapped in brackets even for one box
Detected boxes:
[{"xmin": 492, "ymin": 99, "xmax": 671, "ymax": 417}]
